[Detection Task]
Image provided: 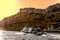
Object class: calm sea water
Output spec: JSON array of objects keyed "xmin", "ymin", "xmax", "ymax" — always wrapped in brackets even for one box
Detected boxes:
[{"xmin": 0, "ymin": 31, "xmax": 60, "ymax": 40}]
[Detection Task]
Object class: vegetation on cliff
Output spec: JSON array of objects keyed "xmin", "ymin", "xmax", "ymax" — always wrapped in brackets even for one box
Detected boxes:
[{"xmin": 0, "ymin": 3, "xmax": 60, "ymax": 31}]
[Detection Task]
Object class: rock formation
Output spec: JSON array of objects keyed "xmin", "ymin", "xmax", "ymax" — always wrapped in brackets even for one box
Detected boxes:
[{"xmin": 0, "ymin": 3, "xmax": 60, "ymax": 31}]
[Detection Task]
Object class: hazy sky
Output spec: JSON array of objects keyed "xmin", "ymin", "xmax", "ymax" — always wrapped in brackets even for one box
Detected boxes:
[{"xmin": 0, "ymin": 0, "xmax": 60, "ymax": 20}]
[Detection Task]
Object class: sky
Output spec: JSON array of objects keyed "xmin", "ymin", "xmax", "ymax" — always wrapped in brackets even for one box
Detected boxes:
[{"xmin": 0, "ymin": 0, "xmax": 60, "ymax": 20}]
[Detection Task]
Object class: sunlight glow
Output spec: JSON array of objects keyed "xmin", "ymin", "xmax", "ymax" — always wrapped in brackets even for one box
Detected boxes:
[
  {"xmin": 0, "ymin": 30, "xmax": 4, "ymax": 35},
  {"xmin": 0, "ymin": 0, "xmax": 60, "ymax": 20},
  {"xmin": 0, "ymin": 0, "xmax": 20, "ymax": 20},
  {"xmin": 0, "ymin": 30, "xmax": 4, "ymax": 40},
  {"xmin": 15, "ymin": 32, "xmax": 25, "ymax": 34},
  {"xmin": 20, "ymin": 0, "xmax": 59, "ymax": 9}
]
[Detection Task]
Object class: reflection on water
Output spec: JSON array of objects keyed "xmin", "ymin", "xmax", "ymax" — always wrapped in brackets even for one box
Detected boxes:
[
  {"xmin": 0, "ymin": 30, "xmax": 4, "ymax": 40},
  {"xmin": 0, "ymin": 31, "xmax": 18, "ymax": 40},
  {"xmin": 0, "ymin": 31, "xmax": 60, "ymax": 40},
  {"xmin": 0, "ymin": 30, "xmax": 3, "ymax": 35}
]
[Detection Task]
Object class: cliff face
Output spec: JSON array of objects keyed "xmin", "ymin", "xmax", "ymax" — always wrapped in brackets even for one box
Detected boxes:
[
  {"xmin": 0, "ymin": 3, "xmax": 60, "ymax": 31},
  {"xmin": 45, "ymin": 3, "xmax": 60, "ymax": 23},
  {"xmin": 1, "ymin": 8, "xmax": 44, "ymax": 31},
  {"xmin": 44, "ymin": 3, "xmax": 60, "ymax": 31}
]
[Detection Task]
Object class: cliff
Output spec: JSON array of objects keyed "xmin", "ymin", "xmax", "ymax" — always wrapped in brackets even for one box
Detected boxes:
[{"xmin": 0, "ymin": 3, "xmax": 60, "ymax": 31}]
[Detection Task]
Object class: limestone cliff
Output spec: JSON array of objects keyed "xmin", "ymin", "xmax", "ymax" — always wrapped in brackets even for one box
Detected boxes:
[{"xmin": 0, "ymin": 3, "xmax": 60, "ymax": 31}]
